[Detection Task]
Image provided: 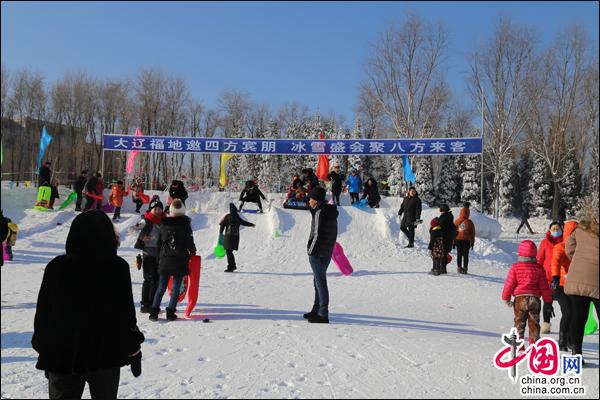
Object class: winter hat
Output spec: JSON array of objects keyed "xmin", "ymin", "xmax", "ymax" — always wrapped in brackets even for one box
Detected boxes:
[
  {"xmin": 517, "ymin": 240, "xmax": 538, "ymax": 258},
  {"xmin": 308, "ymin": 186, "xmax": 326, "ymax": 202},
  {"xmin": 150, "ymin": 199, "xmax": 164, "ymax": 211},
  {"xmin": 169, "ymin": 199, "xmax": 185, "ymax": 216},
  {"xmin": 439, "ymin": 204, "xmax": 450, "ymax": 213},
  {"xmin": 430, "ymin": 218, "xmax": 439, "ymax": 227}
]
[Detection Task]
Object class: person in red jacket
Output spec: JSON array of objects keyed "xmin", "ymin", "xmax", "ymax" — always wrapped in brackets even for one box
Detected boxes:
[
  {"xmin": 536, "ymin": 221, "xmax": 563, "ymax": 333},
  {"xmin": 502, "ymin": 240, "xmax": 554, "ymax": 349}
]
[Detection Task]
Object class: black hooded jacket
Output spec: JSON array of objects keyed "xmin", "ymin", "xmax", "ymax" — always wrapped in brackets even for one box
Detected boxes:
[
  {"xmin": 157, "ymin": 215, "xmax": 196, "ymax": 276},
  {"xmin": 73, "ymin": 174, "xmax": 87, "ymax": 193},
  {"xmin": 302, "ymin": 171, "xmax": 319, "ymax": 191},
  {"xmin": 361, "ymin": 178, "xmax": 381, "ymax": 206},
  {"xmin": 438, "ymin": 211, "xmax": 457, "ymax": 253},
  {"xmin": 85, "ymin": 176, "xmax": 99, "ymax": 194},
  {"xmin": 32, "ymin": 210, "xmax": 144, "ymax": 374},
  {"xmin": 38, "ymin": 165, "xmax": 51, "ymax": 187},
  {"xmin": 307, "ymin": 202, "xmax": 338, "ymax": 258},
  {"xmin": 328, "ymin": 171, "xmax": 345, "ymax": 192},
  {"xmin": 169, "ymin": 180, "xmax": 188, "ymax": 204},
  {"xmin": 239, "ymin": 181, "xmax": 266, "ymax": 202},
  {"xmin": 219, "ymin": 203, "xmax": 254, "ymax": 251}
]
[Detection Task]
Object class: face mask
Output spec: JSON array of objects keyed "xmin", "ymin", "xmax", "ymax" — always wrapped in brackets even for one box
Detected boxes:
[{"xmin": 551, "ymin": 231, "xmax": 562, "ymax": 238}]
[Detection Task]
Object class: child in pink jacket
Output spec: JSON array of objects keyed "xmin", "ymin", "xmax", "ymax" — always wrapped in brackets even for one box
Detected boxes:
[{"xmin": 502, "ymin": 240, "xmax": 554, "ymax": 348}]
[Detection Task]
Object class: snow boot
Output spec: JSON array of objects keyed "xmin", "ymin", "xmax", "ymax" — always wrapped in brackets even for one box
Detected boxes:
[
  {"xmin": 558, "ymin": 332, "xmax": 569, "ymax": 352},
  {"xmin": 429, "ymin": 267, "xmax": 440, "ymax": 276},
  {"xmin": 405, "ymin": 243, "xmax": 414, "ymax": 248},
  {"xmin": 140, "ymin": 306, "xmax": 151, "ymax": 314},
  {"xmin": 303, "ymin": 310, "xmax": 318, "ymax": 319},
  {"xmin": 308, "ymin": 315, "xmax": 329, "ymax": 324},
  {"xmin": 440, "ymin": 264, "xmax": 447, "ymax": 274},
  {"xmin": 224, "ymin": 267, "xmax": 235, "ymax": 273},
  {"xmin": 149, "ymin": 308, "xmax": 159, "ymax": 321},
  {"xmin": 572, "ymin": 346, "xmax": 585, "ymax": 366},
  {"xmin": 540, "ymin": 322, "xmax": 551, "ymax": 334},
  {"xmin": 166, "ymin": 308, "xmax": 178, "ymax": 321}
]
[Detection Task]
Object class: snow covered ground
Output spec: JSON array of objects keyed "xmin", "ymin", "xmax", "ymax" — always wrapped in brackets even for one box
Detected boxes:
[{"xmin": 1, "ymin": 186, "xmax": 598, "ymax": 398}]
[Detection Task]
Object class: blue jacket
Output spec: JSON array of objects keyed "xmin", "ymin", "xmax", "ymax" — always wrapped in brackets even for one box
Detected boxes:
[{"xmin": 346, "ymin": 175, "xmax": 362, "ymax": 193}]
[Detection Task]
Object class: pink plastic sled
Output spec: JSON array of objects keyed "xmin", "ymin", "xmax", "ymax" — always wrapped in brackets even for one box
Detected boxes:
[
  {"xmin": 2, "ymin": 243, "xmax": 9, "ymax": 261},
  {"xmin": 102, "ymin": 203, "xmax": 115, "ymax": 213},
  {"xmin": 332, "ymin": 242, "xmax": 353, "ymax": 275}
]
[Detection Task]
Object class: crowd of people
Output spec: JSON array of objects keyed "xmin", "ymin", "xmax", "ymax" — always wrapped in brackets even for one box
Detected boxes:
[{"xmin": 9, "ymin": 161, "xmax": 596, "ymax": 398}]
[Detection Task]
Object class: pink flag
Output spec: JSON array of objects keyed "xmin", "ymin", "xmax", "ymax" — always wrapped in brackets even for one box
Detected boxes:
[{"xmin": 126, "ymin": 128, "xmax": 144, "ymax": 174}]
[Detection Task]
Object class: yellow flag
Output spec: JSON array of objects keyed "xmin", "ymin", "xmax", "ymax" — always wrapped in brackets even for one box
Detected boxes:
[{"xmin": 219, "ymin": 153, "xmax": 234, "ymax": 188}]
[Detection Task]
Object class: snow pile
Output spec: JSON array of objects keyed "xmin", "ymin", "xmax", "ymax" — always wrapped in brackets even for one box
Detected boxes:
[{"xmin": 415, "ymin": 206, "xmax": 501, "ymax": 243}]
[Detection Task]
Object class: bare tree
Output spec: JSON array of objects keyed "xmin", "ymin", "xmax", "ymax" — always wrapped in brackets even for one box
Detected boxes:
[
  {"xmin": 363, "ymin": 12, "xmax": 450, "ymax": 138},
  {"xmin": 468, "ymin": 17, "xmax": 537, "ymax": 218},
  {"xmin": 525, "ymin": 25, "xmax": 589, "ymax": 219}
]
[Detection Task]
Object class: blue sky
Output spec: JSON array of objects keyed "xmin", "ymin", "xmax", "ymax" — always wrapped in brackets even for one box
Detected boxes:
[{"xmin": 2, "ymin": 1, "xmax": 598, "ymax": 122}]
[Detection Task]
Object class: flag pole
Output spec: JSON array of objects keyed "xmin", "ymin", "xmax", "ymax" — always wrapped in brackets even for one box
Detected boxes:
[
  {"xmin": 100, "ymin": 130, "xmax": 105, "ymax": 178},
  {"xmin": 480, "ymin": 86, "xmax": 485, "ymax": 214}
]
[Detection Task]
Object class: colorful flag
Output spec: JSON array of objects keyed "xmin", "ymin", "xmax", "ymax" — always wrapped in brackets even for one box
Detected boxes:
[
  {"xmin": 37, "ymin": 126, "xmax": 53, "ymax": 169},
  {"xmin": 315, "ymin": 131, "xmax": 330, "ymax": 182},
  {"xmin": 219, "ymin": 153, "xmax": 234, "ymax": 188},
  {"xmin": 402, "ymin": 155, "xmax": 416, "ymax": 184},
  {"xmin": 126, "ymin": 128, "xmax": 144, "ymax": 174}
]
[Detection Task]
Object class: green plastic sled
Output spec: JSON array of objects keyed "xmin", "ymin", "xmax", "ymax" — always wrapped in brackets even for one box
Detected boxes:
[{"xmin": 58, "ymin": 191, "xmax": 78, "ymax": 210}]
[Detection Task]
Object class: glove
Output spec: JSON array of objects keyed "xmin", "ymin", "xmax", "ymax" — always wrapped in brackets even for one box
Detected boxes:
[
  {"xmin": 135, "ymin": 254, "xmax": 142, "ymax": 270},
  {"xmin": 129, "ymin": 350, "xmax": 142, "ymax": 378},
  {"xmin": 543, "ymin": 302, "xmax": 555, "ymax": 319},
  {"xmin": 505, "ymin": 300, "xmax": 514, "ymax": 308},
  {"xmin": 550, "ymin": 276, "xmax": 560, "ymax": 291}
]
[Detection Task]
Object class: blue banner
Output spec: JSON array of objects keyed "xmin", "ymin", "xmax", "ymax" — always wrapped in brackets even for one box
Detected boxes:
[
  {"xmin": 103, "ymin": 134, "xmax": 482, "ymax": 156},
  {"xmin": 402, "ymin": 155, "xmax": 416, "ymax": 183},
  {"xmin": 38, "ymin": 126, "xmax": 53, "ymax": 169}
]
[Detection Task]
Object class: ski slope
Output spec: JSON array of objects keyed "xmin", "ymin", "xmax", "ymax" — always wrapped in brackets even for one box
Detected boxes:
[{"xmin": 1, "ymin": 187, "xmax": 598, "ymax": 399}]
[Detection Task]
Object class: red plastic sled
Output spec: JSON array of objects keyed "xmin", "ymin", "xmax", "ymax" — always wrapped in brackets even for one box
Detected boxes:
[
  {"xmin": 447, "ymin": 253, "xmax": 453, "ymax": 264},
  {"xmin": 139, "ymin": 193, "xmax": 150, "ymax": 204},
  {"xmin": 84, "ymin": 191, "xmax": 103, "ymax": 201},
  {"xmin": 332, "ymin": 242, "xmax": 353, "ymax": 275},
  {"xmin": 166, "ymin": 255, "xmax": 201, "ymax": 317}
]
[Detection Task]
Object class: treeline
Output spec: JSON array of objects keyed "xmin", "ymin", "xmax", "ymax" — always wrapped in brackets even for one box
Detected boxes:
[{"xmin": 0, "ymin": 13, "xmax": 598, "ymax": 219}]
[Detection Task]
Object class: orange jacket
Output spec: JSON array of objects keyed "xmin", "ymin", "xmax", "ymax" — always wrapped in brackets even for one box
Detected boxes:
[
  {"xmin": 109, "ymin": 184, "xmax": 129, "ymax": 208},
  {"xmin": 550, "ymin": 221, "xmax": 578, "ymax": 287},
  {"xmin": 454, "ymin": 207, "xmax": 475, "ymax": 243}
]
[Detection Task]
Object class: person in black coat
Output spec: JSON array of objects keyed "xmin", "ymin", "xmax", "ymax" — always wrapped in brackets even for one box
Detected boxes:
[
  {"xmin": 327, "ymin": 163, "xmax": 345, "ymax": 206},
  {"xmin": 361, "ymin": 178, "xmax": 381, "ymax": 208},
  {"xmin": 149, "ymin": 199, "xmax": 196, "ymax": 322},
  {"xmin": 239, "ymin": 180, "xmax": 267, "ymax": 212},
  {"xmin": 516, "ymin": 207, "xmax": 535, "ymax": 234},
  {"xmin": 168, "ymin": 180, "xmax": 188, "ymax": 205},
  {"xmin": 301, "ymin": 168, "xmax": 319, "ymax": 191},
  {"xmin": 219, "ymin": 203, "xmax": 256, "ymax": 272},
  {"xmin": 73, "ymin": 170, "xmax": 88, "ymax": 211},
  {"xmin": 32, "ymin": 210, "xmax": 144, "ymax": 399},
  {"xmin": 398, "ymin": 187, "xmax": 422, "ymax": 248},
  {"xmin": 83, "ymin": 173, "xmax": 101, "ymax": 211},
  {"xmin": 437, "ymin": 204, "xmax": 457, "ymax": 274},
  {"xmin": 305, "ymin": 186, "xmax": 338, "ymax": 324},
  {"xmin": 38, "ymin": 161, "xmax": 52, "ymax": 187}
]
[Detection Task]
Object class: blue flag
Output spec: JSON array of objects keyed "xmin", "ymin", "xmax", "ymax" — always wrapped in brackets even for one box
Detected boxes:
[
  {"xmin": 37, "ymin": 126, "xmax": 53, "ymax": 169},
  {"xmin": 402, "ymin": 155, "xmax": 416, "ymax": 184}
]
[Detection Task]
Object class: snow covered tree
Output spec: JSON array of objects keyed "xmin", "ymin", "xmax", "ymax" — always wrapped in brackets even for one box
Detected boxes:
[
  {"xmin": 258, "ymin": 119, "xmax": 282, "ymax": 192},
  {"xmin": 516, "ymin": 153, "xmax": 533, "ymax": 214},
  {"xmin": 529, "ymin": 156, "xmax": 553, "ymax": 217},
  {"xmin": 498, "ymin": 155, "xmax": 517, "ymax": 216},
  {"xmin": 437, "ymin": 156, "xmax": 460, "ymax": 205},
  {"xmin": 415, "ymin": 156, "xmax": 436, "ymax": 206},
  {"xmin": 386, "ymin": 155, "xmax": 405, "ymax": 196},
  {"xmin": 347, "ymin": 118, "xmax": 364, "ymax": 172},
  {"xmin": 560, "ymin": 150, "xmax": 582, "ymax": 218},
  {"xmin": 460, "ymin": 155, "xmax": 480, "ymax": 210}
]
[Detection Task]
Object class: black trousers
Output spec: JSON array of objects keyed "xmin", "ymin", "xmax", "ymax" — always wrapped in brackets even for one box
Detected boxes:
[
  {"xmin": 46, "ymin": 367, "xmax": 120, "ymax": 399},
  {"xmin": 226, "ymin": 250, "xmax": 236, "ymax": 269},
  {"xmin": 400, "ymin": 225, "xmax": 415, "ymax": 245},
  {"xmin": 134, "ymin": 199, "xmax": 143, "ymax": 213},
  {"xmin": 349, "ymin": 192, "xmax": 359, "ymax": 204},
  {"xmin": 332, "ymin": 190, "xmax": 341, "ymax": 205},
  {"xmin": 554, "ymin": 286, "xmax": 572, "ymax": 339},
  {"xmin": 568, "ymin": 295, "xmax": 600, "ymax": 354},
  {"xmin": 516, "ymin": 219, "xmax": 534, "ymax": 234},
  {"xmin": 141, "ymin": 255, "xmax": 159, "ymax": 308},
  {"xmin": 75, "ymin": 191, "xmax": 83, "ymax": 210},
  {"xmin": 112, "ymin": 206, "xmax": 121, "ymax": 220},
  {"xmin": 239, "ymin": 197, "xmax": 262, "ymax": 211},
  {"xmin": 455, "ymin": 240, "xmax": 471, "ymax": 270}
]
